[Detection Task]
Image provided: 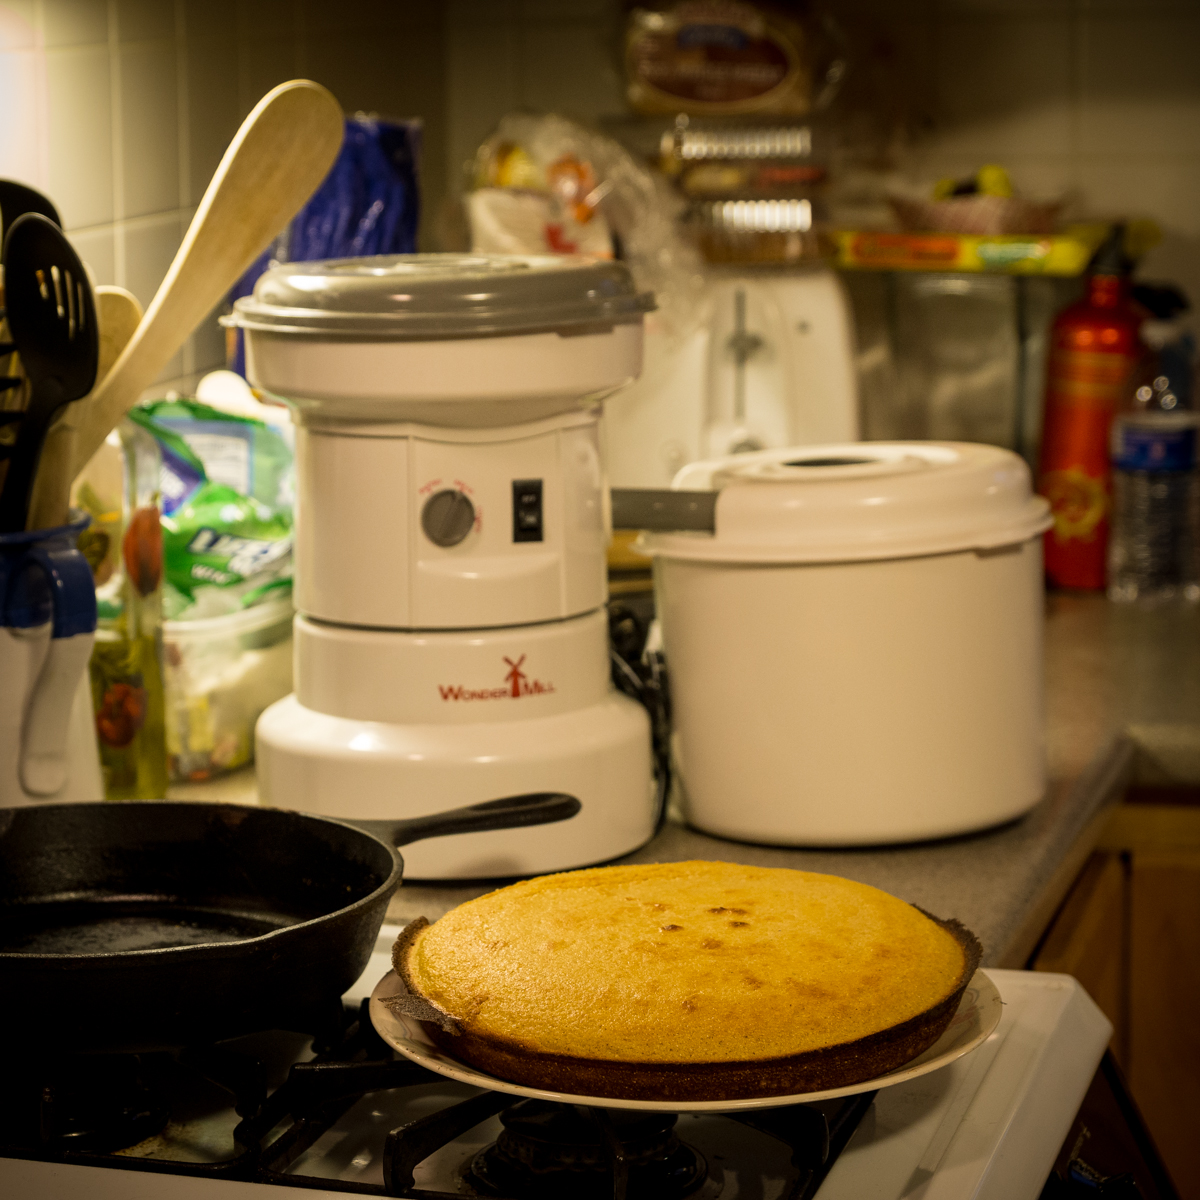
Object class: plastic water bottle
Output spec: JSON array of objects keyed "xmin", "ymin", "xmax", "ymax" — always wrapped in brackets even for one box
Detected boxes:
[{"xmin": 1108, "ymin": 301, "xmax": 1200, "ymax": 603}]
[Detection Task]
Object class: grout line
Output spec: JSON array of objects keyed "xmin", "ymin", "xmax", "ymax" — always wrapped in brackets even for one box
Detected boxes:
[
  {"xmin": 108, "ymin": 0, "xmax": 125, "ymax": 286},
  {"xmin": 64, "ymin": 207, "xmax": 206, "ymax": 239},
  {"xmin": 175, "ymin": 0, "xmax": 194, "ymax": 380},
  {"xmin": 176, "ymin": 0, "xmax": 190, "ymax": 210},
  {"xmin": 235, "ymin": 2, "xmax": 248, "ymax": 119},
  {"xmin": 111, "ymin": 36, "xmax": 177, "ymax": 49},
  {"xmin": 31, "ymin": 0, "xmax": 50, "ymax": 189},
  {"xmin": 1069, "ymin": 0, "xmax": 1084, "ymax": 202},
  {"xmin": 296, "ymin": 0, "xmax": 309, "ymax": 77}
]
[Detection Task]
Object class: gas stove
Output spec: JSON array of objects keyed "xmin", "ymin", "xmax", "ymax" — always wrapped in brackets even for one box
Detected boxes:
[{"xmin": 0, "ymin": 926, "xmax": 1111, "ymax": 1200}]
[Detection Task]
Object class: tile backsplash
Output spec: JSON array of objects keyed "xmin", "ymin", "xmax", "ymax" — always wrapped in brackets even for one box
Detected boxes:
[
  {"xmin": 3, "ymin": 0, "xmax": 1199, "ymax": 399},
  {"xmin": 0, "ymin": 0, "xmax": 446, "ymax": 396}
]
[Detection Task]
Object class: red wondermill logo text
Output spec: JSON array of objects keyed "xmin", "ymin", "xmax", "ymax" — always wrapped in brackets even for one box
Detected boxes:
[{"xmin": 438, "ymin": 656, "xmax": 556, "ymax": 702}]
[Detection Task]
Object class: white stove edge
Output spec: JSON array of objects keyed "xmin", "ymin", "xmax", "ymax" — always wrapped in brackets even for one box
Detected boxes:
[
  {"xmin": 0, "ymin": 925, "xmax": 1111, "ymax": 1200},
  {"xmin": 817, "ymin": 968, "xmax": 1111, "ymax": 1200}
]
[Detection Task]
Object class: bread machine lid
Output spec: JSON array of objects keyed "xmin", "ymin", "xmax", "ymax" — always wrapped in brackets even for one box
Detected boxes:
[
  {"xmin": 229, "ymin": 253, "xmax": 654, "ymax": 340},
  {"xmin": 641, "ymin": 442, "xmax": 1053, "ymax": 564}
]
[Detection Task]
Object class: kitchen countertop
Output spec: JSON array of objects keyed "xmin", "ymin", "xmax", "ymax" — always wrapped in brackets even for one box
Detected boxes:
[{"xmin": 176, "ymin": 593, "xmax": 1200, "ymax": 968}]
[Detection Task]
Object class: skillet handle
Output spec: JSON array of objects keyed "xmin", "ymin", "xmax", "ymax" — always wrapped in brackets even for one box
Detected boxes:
[{"xmin": 365, "ymin": 792, "xmax": 581, "ymax": 848}]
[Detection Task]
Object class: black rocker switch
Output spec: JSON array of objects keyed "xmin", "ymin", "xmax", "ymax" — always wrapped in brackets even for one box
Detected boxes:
[{"xmin": 512, "ymin": 479, "xmax": 543, "ymax": 542}]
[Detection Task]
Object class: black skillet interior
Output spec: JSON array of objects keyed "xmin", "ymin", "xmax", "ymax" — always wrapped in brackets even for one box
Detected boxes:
[
  {"xmin": 0, "ymin": 802, "xmax": 399, "ymax": 955},
  {"xmin": 0, "ymin": 802, "xmax": 400, "ymax": 1050}
]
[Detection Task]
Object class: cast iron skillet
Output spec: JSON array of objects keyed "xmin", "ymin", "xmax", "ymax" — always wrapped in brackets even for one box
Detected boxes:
[{"xmin": 0, "ymin": 793, "xmax": 579, "ymax": 1052}]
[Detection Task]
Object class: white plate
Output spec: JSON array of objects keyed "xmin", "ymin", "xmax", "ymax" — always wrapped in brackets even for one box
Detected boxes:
[{"xmin": 368, "ymin": 968, "xmax": 1003, "ymax": 1113}]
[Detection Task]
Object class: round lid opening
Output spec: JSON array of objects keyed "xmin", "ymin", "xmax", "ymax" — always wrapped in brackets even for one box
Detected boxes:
[
  {"xmin": 228, "ymin": 253, "xmax": 654, "ymax": 341},
  {"xmin": 713, "ymin": 450, "xmax": 935, "ymax": 489},
  {"xmin": 784, "ymin": 456, "xmax": 875, "ymax": 468}
]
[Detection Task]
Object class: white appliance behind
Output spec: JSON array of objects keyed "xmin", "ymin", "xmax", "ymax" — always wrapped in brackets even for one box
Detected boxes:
[{"xmin": 604, "ymin": 267, "xmax": 860, "ymax": 488}]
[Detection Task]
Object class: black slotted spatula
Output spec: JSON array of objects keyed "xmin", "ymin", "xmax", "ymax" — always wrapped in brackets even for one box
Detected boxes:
[
  {"xmin": 0, "ymin": 213, "xmax": 98, "ymax": 532},
  {"xmin": 0, "ymin": 179, "xmax": 62, "ymax": 392}
]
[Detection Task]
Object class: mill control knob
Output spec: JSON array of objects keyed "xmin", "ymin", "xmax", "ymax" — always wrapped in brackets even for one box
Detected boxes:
[{"xmin": 421, "ymin": 488, "xmax": 476, "ymax": 547}]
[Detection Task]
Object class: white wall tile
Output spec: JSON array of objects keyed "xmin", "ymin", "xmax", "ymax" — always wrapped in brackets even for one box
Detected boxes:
[
  {"xmin": 1084, "ymin": 0, "xmax": 1199, "ymax": 12},
  {"xmin": 299, "ymin": 0, "xmax": 435, "ymax": 36},
  {"xmin": 299, "ymin": 0, "xmax": 359, "ymax": 36},
  {"xmin": 44, "ymin": 44, "xmax": 114, "ymax": 229},
  {"xmin": 517, "ymin": 21, "xmax": 623, "ymax": 121},
  {"xmin": 934, "ymin": 0, "xmax": 1071, "ymax": 12},
  {"xmin": 69, "ymin": 224, "xmax": 117, "ymax": 285},
  {"xmin": 151, "ymin": 351, "xmax": 184, "ymax": 385},
  {"xmin": 119, "ymin": 40, "xmax": 180, "ymax": 218},
  {"xmin": 185, "ymin": 34, "xmax": 240, "ymax": 207},
  {"xmin": 447, "ymin": 0, "xmax": 517, "ymax": 28},
  {"xmin": 116, "ymin": 0, "xmax": 175, "ymax": 42},
  {"xmin": 446, "ymin": 19, "xmax": 517, "ymax": 196},
  {"xmin": 1140, "ymin": 233, "xmax": 1200, "ymax": 316},
  {"xmin": 143, "ymin": 369, "xmax": 203, "ymax": 400},
  {"xmin": 41, "ymin": 0, "xmax": 108, "ymax": 48},
  {"xmin": 304, "ymin": 30, "xmax": 435, "ymax": 117},
  {"xmin": 1077, "ymin": 158, "xmax": 1200, "ymax": 238},
  {"xmin": 0, "ymin": 4, "xmax": 40, "ymax": 188},
  {"xmin": 236, "ymin": 0, "xmax": 297, "ymax": 40},
  {"xmin": 184, "ymin": 0, "xmax": 236, "ymax": 39},
  {"xmin": 121, "ymin": 209, "xmax": 180, "ymax": 309},
  {"xmin": 835, "ymin": 0, "xmax": 936, "ymax": 16},
  {"xmin": 191, "ymin": 303, "xmax": 226, "ymax": 373},
  {"xmin": 237, "ymin": 35, "xmax": 300, "ymax": 118},
  {"xmin": 0, "ymin": 47, "xmax": 46, "ymax": 186},
  {"xmin": 1079, "ymin": 15, "xmax": 1200, "ymax": 157},
  {"xmin": 930, "ymin": 14, "xmax": 1074, "ymax": 157},
  {"xmin": 0, "ymin": 2, "xmax": 36, "ymax": 49},
  {"xmin": 519, "ymin": 0, "xmax": 614, "ymax": 18}
]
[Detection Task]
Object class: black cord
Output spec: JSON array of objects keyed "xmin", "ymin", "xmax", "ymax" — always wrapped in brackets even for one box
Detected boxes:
[{"xmin": 608, "ymin": 602, "xmax": 672, "ymax": 834}]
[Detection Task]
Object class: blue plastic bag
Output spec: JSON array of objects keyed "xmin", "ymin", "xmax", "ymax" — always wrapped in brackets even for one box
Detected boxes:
[{"xmin": 228, "ymin": 115, "xmax": 421, "ymax": 374}]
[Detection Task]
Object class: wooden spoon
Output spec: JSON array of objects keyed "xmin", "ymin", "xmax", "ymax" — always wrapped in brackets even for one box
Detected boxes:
[
  {"xmin": 65, "ymin": 286, "xmax": 144, "ymax": 494},
  {"xmin": 27, "ymin": 78, "xmax": 344, "ymax": 530},
  {"xmin": 93, "ymin": 286, "xmax": 143, "ymax": 385}
]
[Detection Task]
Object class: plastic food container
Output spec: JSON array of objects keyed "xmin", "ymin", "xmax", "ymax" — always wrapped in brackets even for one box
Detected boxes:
[
  {"xmin": 641, "ymin": 442, "xmax": 1053, "ymax": 846},
  {"xmin": 163, "ymin": 597, "xmax": 293, "ymax": 782}
]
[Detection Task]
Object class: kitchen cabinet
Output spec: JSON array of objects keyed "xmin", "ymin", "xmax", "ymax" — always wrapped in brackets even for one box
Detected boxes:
[{"xmin": 1032, "ymin": 796, "xmax": 1200, "ymax": 1199}]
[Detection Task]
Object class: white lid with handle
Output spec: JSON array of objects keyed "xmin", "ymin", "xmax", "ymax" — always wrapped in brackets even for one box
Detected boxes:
[{"xmin": 641, "ymin": 442, "xmax": 1052, "ymax": 564}]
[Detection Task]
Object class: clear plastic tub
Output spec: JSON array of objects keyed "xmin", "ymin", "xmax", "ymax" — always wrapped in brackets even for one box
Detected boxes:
[{"xmin": 163, "ymin": 597, "xmax": 293, "ymax": 782}]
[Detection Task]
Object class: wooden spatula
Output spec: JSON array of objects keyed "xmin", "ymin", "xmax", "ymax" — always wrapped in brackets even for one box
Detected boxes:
[{"xmin": 26, "ymin": 78, "xmax": 345, "ymax": 531}]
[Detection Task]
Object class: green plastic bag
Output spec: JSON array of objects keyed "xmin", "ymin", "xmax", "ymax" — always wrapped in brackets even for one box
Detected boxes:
[{"xmin": 127, "ymin": 400, "xmax": 293, "ymax": 618}]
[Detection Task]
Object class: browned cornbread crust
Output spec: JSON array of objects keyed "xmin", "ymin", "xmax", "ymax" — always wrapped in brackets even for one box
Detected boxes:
[{"xmin": 394, "ymin": 861, "xmax": 983, "ymax": 1102}]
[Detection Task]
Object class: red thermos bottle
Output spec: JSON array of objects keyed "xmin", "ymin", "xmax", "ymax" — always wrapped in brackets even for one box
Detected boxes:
[{"xmin": 1038, "ymin": 229, "xmax": 1144, "ymax": 590}]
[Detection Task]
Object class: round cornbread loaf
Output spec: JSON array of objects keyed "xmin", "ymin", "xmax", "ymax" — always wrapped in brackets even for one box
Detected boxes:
[{"xmin": 392, "ymin": 860, "xmax": 982, "ymax": 1102}]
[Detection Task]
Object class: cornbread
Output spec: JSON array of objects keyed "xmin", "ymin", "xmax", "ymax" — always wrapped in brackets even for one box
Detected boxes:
[{"xmin": 391, "ymin": 860, "xmax": 981, "ymax": 1101}]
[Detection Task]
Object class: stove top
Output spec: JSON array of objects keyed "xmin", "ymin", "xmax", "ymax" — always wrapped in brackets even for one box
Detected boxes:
[{"xmin": 0, "ymin": 928, "xmax": 1111, "ymax": 1200}]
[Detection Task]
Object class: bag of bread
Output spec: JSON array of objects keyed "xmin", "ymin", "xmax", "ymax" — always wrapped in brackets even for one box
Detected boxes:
[{"xmin": 624, "ymin": 0, "xmax": 844, "ymax": 117}]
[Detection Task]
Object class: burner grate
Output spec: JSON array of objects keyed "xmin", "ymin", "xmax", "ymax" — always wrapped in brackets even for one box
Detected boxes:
[
  {"xmin": 462, "ymin": 1100, "xmax": 718, "ymax": 1200},
  {"xmin": 0, "ymin": 1000, "xmax": 876, "ymax": 1199},
  {"xmin": 34, "ymin": 1053, "xmax": 170, "ymax": 1155}
]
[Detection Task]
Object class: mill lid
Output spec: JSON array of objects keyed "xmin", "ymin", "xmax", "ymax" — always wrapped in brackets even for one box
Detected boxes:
[
  {"xmin": 229, "ymin": 253, "xmax": 654, "ymax": 341},
  {"xmin": 641, "ymin": 442, "xmax": 1052, "ymax": 564}
]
